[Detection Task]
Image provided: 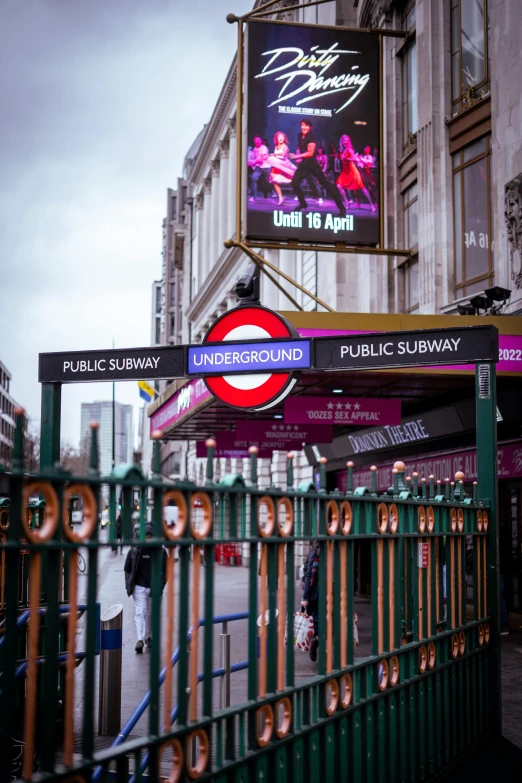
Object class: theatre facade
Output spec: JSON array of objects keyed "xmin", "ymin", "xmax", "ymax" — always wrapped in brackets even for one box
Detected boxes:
[{"xmin": 145, "ymin": 0, "xmax": 522, "ymax": 627}]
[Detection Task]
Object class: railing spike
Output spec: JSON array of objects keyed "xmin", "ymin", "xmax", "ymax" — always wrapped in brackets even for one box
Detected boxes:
[
  {"xmin": 89, "ymin": 421, "xmax": 100, "ymax": 477},
  {"xmin": 444, "ymin": 478, "xmax": 451, "ymax": 502},
  {"xmin": 318, "ymin": 456, "xmax": 327, "ymax": 493},
  {"xmin": 151, "ymin": 430, "xmax": 163, "ymax": 481},
  {"xmin": 286, "ymin": 451, "xmax": 294, "ymax": 490},
  {"xmin": 429, "ymin": 475, "xmax": 435, "ymax": 499},
  {"xmin": 454, "ymin": 471, "xmax": 465, "ymax": 501},
  {"xmin": 346, "ymin": 461, "xmax": 354, "ymax": 494},
  {"xmin": 13, "ymin": 407, "xmax": 25, "ymax": 473},
  {"xmin": 249, "ymin": 445, "xmax": 258, "ymax": 487},
  {"xmin": 392, "ymin": 468, "xmax": 399, "ymax": 496},
  {"xmin": 412, "ymin": 472, "xmax": 419, "ymax": 497},
  {"xmin": 370, "ymin": 465, "xmax": 378, "ymax": 496},
  {"xmin": 393, "ymin": 461, "xmax": 407, "ymax": 492},
  {"xmin": 421, "ymin": 477, "xmax": 427, "ymax": 500},
  {"xmin": 205, "ymin": 438, "xmax": 216, "ymax": 485},
  {"xmin": 450, "ymin": 481, "xmax": 455, "ymax": 502},
  {"xmin": 473, "ymin": 481, "xmax": 478, "ymax": 502}
]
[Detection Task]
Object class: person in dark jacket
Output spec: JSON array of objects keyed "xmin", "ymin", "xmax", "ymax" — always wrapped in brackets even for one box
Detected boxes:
[
  {"xmin": 113, "ymin": 514, "xmax": 123, "ymax": 555},
  {"xmin": 301, "ymin": 540, "xmax": 320, "ymax": 662},
  {"xmin": 124, "ymin": 523, "xmax": 167, "ymax": 653}
]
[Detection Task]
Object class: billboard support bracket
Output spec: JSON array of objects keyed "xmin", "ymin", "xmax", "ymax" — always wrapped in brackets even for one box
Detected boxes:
[{"xmin": 226, "ymin": 239, "xmax": 334, "ymax": 312}]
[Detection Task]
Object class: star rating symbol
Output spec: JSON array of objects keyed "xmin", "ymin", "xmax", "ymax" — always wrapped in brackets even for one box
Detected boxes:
[
  {"xmin": 294, "ymin": 425, "xmax": 299, "ymax": 431},
  {"xmin": 336, "ymin": 402, "xmax": 343, "ymax": 410},
  {"xmin": 279, "ymin": 425, "xmax": 285, "ymax": 431},
  {"xmin": 327, "ymin": 402, "xmax": 334, "ymax": 410},
  {"xmin": 272, "ymin": 424, "xmax": 278, "ymax": 430},
  {"xmin": 353, "ymin": 403, "xmax": 361, "ymax": 410},
  {"xmin": 286, "ymin": 425, "xmax": 292, "ymax": 431},
  {"xmin": 344, "ymin": 402, "xmax": 352, "ymax": 410}
]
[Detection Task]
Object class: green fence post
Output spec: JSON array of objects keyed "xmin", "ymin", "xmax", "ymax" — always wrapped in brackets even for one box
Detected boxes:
[
  {"xmin": 475, "ymin": 360, "xmax": 500, "ymax": 736},
  {"xmin": 40, "ymin": 383, "xmax": 61, "ymax": 470}
]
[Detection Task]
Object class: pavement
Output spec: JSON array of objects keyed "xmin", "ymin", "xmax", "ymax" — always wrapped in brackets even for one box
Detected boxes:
[{"xmin": 68, "ymin": 535, "xmax": 522, "ymax": 775}]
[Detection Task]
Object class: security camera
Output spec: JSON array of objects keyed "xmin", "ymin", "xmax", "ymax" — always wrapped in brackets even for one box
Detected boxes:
[{"xmin": 236, "ymin": 263, "xmax": 260, "ymax": 305}]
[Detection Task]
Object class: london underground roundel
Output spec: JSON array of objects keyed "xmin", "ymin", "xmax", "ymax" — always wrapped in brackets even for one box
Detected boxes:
[{"xmin": 202, "ymin": 305, "xmax": 300, "ymax": 412}]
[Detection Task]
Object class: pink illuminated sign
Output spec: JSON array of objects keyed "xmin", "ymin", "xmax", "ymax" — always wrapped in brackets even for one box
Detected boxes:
[
  {"xmin": 235, "ymin": 420, "xmax": 333, "ymax": 447},
  {"xmin": 150, "ymin": 379, "xmax": 212, "ymax": 435},
  {"xmin": 336, "ymin": 440, "xmax": 522, "ymax": 493},
  {"xmin": 284, "ymin": 396, "xmax": 401, "ymax": 426}
]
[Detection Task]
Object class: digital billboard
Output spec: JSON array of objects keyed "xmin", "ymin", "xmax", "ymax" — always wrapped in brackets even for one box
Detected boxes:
[{"xmin": 245, "ymin": 21, "xmax": 381, "ymax": 246}]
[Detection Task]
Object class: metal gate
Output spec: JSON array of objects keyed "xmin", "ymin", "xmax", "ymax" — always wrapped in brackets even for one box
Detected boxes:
[{"xmin": 0, "ymin": 360, "xmax": 499, "ymax": 782}]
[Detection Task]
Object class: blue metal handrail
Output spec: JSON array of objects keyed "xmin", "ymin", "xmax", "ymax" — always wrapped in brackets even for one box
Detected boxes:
[
  {"xmin": 0, "ymin": 604, "xmax": 90, "ymax": 649},
  {"xmin": 93, "ymin": 611, "xmax": 249, "ymax": 783}
]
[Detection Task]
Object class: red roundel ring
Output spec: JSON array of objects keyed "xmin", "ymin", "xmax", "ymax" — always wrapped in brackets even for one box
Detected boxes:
[{"xmin": 202, "ymin": 305, "xmax": 299, "ymax": 411}]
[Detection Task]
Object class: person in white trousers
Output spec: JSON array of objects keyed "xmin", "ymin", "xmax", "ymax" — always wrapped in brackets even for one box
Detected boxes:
[{"xmin": 124, "ymin": 523, "xmax": 167, "ymax": 653}]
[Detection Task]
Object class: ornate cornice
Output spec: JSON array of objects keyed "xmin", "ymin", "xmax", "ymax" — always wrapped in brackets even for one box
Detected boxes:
[{"xmin": 188, "ymin": 56, "xmax": 237, "ymax": 187}]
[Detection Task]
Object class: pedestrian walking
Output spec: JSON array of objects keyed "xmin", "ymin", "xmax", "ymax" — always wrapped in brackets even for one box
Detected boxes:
[
  {"xmin": 301, "ymin": 539, "xmax": 320, "ymax": 662},
  {"xmin": 113, "ymin": 514, "xmax": 123, "ymax": 555},
  {"xmin": 124, "ymin": 523, "xmax": 167, "ymax": 653}
]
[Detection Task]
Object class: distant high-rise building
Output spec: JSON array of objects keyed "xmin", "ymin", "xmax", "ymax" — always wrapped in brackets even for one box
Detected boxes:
[
  {"xmin": 0, "ymin": 360, "xmax": 26, "ymax": 469},
  {"xmin": 80, "ymin": 401, "xmax": 133, "ymax": 477}
]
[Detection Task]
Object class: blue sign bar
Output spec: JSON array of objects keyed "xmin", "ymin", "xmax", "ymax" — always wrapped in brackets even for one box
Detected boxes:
[{"xmin": 187, "ymin": 339, "xmax": 311, "ymax": 376}]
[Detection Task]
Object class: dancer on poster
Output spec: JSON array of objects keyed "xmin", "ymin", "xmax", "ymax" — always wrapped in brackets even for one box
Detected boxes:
[
  {"xmin": 359, "ymin": 146, "xmax": 378, "ymax": 202},
  {"xmin": 248, "ymin": 136, "xmax": 271, "ymax": 201},
  {"xmin": 336, "ymin": 135, "xmax": 375, "ymax": 212},
  {"xmin": 266, "ymin": 132, "xmax": 296, "ymax": 206},
  {"xmin": 289, "ymin": 119, "xmax": 346, "ymax": 215}
]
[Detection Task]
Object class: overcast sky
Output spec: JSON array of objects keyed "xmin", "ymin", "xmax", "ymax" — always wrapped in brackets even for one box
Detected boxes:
[{"xmin": 0, "ymin": 0, "xmax": 251, "ymax": 450}]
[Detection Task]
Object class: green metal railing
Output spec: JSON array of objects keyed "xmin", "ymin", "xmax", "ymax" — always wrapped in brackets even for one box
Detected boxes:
[{"xmin": 0, "ymin": 403, "xmax": 499, "ymax": 782}]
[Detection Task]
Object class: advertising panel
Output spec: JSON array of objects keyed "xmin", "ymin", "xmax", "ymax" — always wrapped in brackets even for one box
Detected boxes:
[
  {"xmin": 283, "ymin": 396, "xmax": 401, "ymax": 425},
  {"xmin": 246, "ymin": 21, "xmax": 381, "ymax": 246},
  {"xmin": 336, "ymin": 440, "xmax": 522, "ymax": 493}
]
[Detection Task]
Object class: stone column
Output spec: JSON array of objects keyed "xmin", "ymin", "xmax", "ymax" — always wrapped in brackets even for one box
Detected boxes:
[
  {"xmin": 218, "ymin": 139, "xmax": 229, "ymax": 251},
  {"xmin": 210, "ymin": 160, "xmax": 220, "ymax": 269},
  {"xmin": 202, "ymin": 179, "xmax": 212, "ymax": 282},
  {"xmin": 227, "ymin": 117, "xmax": 237, "ymax": 239},
  {"xmin": 192, "ymin": 194, "xmax": 203, "ymax": 297}
]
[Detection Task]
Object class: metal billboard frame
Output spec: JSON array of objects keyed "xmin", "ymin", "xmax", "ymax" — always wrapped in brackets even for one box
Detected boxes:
[{"xmin": 225, "ymin": 0, "xmax": 411, "ymax": 312}]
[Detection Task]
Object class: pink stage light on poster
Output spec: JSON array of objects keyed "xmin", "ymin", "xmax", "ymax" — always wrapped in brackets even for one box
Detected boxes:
[
  {"xmin": 335, "ymin": 440, "xmax": 522, "ymax": 493},
  {"xmin": 284, "ymin": 396, "xmax": 401, "ymax": 425},
  {"xmin": 235, "ymin": 421, "xmax": 333, "ymax": 447}
]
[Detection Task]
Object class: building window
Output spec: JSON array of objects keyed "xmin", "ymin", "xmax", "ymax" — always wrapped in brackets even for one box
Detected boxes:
[
  {"xmin": 155, "ymin": 286, "xmax": 161, "ymax": 314},
  {"xmin": 403, "ymin": 258, "xmax": 419, "ymax": 313},
  {"xmin": 401, "ymin": 182, "xmax": 419, "ymax": 312},
  {"xmin": 452, "ymin": 136, "xmax": 493, "ymax": 297},
  {"xmin": 451, "ymin": 0, "xmax": 490, "ymax": 113},
  {"xmin": 403, "ymin": 183, "xmax": 418, "ymax": 251},
  {"xmin": 401, "ymin": 2, "xmax": 417, "ymax": 147}
]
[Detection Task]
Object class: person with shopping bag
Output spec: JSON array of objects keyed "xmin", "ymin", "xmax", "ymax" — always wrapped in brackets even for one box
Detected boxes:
[{"xmin": 300, "ymin": 539, "xmax": 320, "ymax": 662}]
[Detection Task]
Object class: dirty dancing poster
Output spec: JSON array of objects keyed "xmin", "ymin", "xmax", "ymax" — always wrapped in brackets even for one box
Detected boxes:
[{"xmin": 245, "ymin": 21, "xmax": 381, "ymax": 246}]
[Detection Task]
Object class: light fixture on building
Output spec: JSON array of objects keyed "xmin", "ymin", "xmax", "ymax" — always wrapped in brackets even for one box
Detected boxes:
[
  {"xmin": 469, "ymin": 294, "xmax": 490, "ymax": 313},
  {"xmin": 274, "ymin": 414, "xmax": 283, "ymax": 419},
  {"xmin": 457, "ymin": 304, "xmax": 476, "ymax": 316},
  {"xmin": 332, "ymin": 389, "xmax": 343, "ymax": 393},
  {"xmin": 485, "ymin": 286, "xmax": 512, "ymax": 308},
  {"xmin": 457, "ymin": 287, "xmax": 512, "ymax": 316}
]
